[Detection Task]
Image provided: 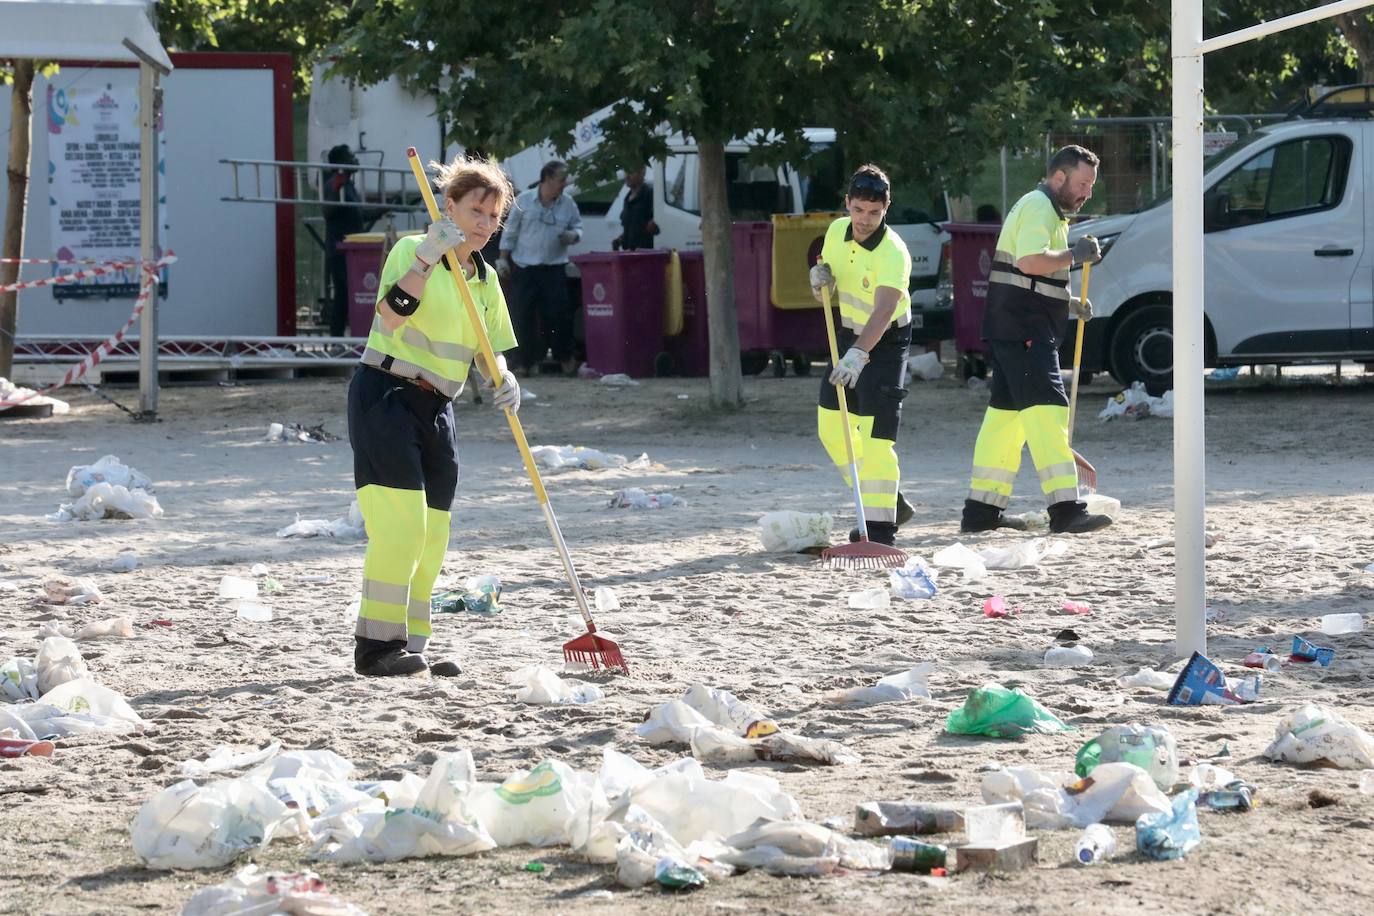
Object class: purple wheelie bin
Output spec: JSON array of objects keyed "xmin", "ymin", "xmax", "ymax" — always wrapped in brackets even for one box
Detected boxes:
[
  {"xmin": 944, "ymin": 221, "xmax": 1000, "ymax": 380},
  {"xmin": 339, "ymin": 235, "xmax": 385, "ymax": 336},
  {"xmin": 572, "ymin": 250, "xmax": 669, "ymax": 378}
]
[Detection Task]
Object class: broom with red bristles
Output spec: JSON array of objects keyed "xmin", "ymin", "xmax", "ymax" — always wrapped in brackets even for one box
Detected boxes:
[
  {"xmin": 405, "ymin": 148, "xmax": 626, "ymax": 674},
  {"xmin": 817, "ymin": 272, "xmax": 909, "ymax": 571}
]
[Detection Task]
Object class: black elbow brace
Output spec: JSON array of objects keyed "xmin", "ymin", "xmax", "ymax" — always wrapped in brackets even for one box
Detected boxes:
[{"xmin": 384, "ymin": 285, "xmax": 420, "ymax": 316}]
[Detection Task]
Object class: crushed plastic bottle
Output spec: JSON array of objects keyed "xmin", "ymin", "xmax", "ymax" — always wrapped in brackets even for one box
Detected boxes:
[
  {"xmin": 1075, "ymin": 823, "xmax": 1117, "ymax": 865},
  {"xmin": 1075, "ymin": 724, "xmax": 1179, "ymax": 792},
  {"xmin": 1135, "ymin": 789, "xmax": 1201, "ymax": 861}
]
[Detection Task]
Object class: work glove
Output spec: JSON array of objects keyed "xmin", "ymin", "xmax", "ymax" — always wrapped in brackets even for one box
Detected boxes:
[
  {"xmin": 828, "ymin": 347, "xmax": 869, "ymax": 388},
  {"xmin": 809, "ymin": 262, "xmax": 835, "ymax": 292},
  {"xmin": 1069, "ymin": 296, "xmax": 1093, "ymax": 321},
  {"xmin": 488, "ymin": 368, "xmax": 521, "ymax": 414},
  {"xmin": 495, "ymin": 256, "xmax": 512, "ymax": 279},
  {"xmin": 416, "ymin": 218, "xmax": 465, "ymax": 267},
  {"xmin": 1071, "ymin": 235, "xmax": 1101, "ymax": 267},
  {"xmin": 558, "ymin": 229, "xmax": 580, "ymax": 246}
]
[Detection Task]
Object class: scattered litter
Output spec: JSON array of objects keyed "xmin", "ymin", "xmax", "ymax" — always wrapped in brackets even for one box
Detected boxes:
[
  {"xmin": 1009, "ymin": 510, "xmax": 1048, "ymax": 529},
  {"xmin": 1060, "ymin": 600, "xmax": 1092, "ymax": 615},
  {"xmin": 181, "ymin": 865, "xmax": 367, "ymax": 916},
  {"xmin": 978, "ymin": 538, "xmax": 1068, "ymax": 570},
  {"xmin": 932, "ymin": 543, "xmax": 986, "ymax": 580},
  {"xmin": 1043, "ymin": 644, "xmax": 1093, "ymax": 667},
  {"xmin": 1197, "ymin": 782, "xmax": 1255, "ymax": 812},
  {"xmin": 592, "ymin": 586, "xmax": 620, "ymax": 615},
  {"xmin": 1119, "ymin": 668, "xmax": 1175, "ymax": 690},
  {"xmin": 235, "ymin": 602, "xmax": 273, "ymax": 623},
  {"xmin": 1075, "ymin": 823, "xmax": 1117, "ymax": 865},
  {"xmin": 888, "ymin": 557, "xmax": 938, "ymax": 599},
  {"xmin": 1167, "ymin": 652, "xmax": 1260, "ymax": 705},
  {"xmin": 982, "ymin": 596, "xmax": 1020, "ymax": 619},
  {"xmin": 889, "ymin": 836, "xmax": 947, "ymax": 872},
  {"xmin": 50, "ymin": 455, "xmax": 162, "ymax": 520},
  {"xmin": 1319, "ymin": 613, "xmax": 1363, "ymax": 636},
  {"xmin": 13, "ymin": 677, "xmax": 146, "ymax": 736},
  {"xmin": 599, "ymin": 374, "xmax": 640, "ymax": 387},
  {"xmin": 1290, "ymin": 636, "xmax": 1335, "ymax": 666},
  {"xmin": 74, "ymin": 616, "xmax": 134, "ymax": 640},
  {"xmin": 1291, "ymin": 534, "xmax": 1319, "ymax": 551},
  {"xmin": 945, "ymin": 684, "xmax": 1074, "ymax": 738},
  {"xmin": 1135, "ymin": 789, "xmax": 1200, "ymax": 860},
  {"xmin": 276, "ymin": 501, "xmax": 367, "ymax": 539},
  {"xmin": 263, "ymin": 422, "xmax": 338, "ymax": 443},
  {"xmin": 0, "ymin": 737, "xmax": 55, "ymax": 758},
  {"xmin": 1099, "ymin": 382, "xmax": 1174, "ymax": 421},
  {"xmin": 36, "ymin": 636, "xmax": 89, "ymax": 694},
  {"xmin": 132, "ymin": 775, "xmax": 297, "ymax": 869},
  {"xmin": 848, "ymin": 588, "xmax": 890, "ymax": 610},
  {"xmin": 530, "ymin": 445, "xmax": 650, "ymax": 472},
  {"xmin": 822, "ymin": 663, "xmax": 933, "ymax": 707},
  {"xmin": 1075, "ymin": 724, "xmax": 1179, "ymax": 791},
  {"xmin": 1243, "ymin": 649, "xmax": 1284, "ymax": 671},
  {"xmin": 41, "ymin": 575, "xmax": 103, "ymax": 605},
  {"xmin": 511, "ymin": 665, "xmax": 605, "ymax": 705},
  {"xmin": 757, "ymin": 510, "xmax": 834, "ymax": 553},
  {"xmin": 1208, "ymin": 366, "xmax": 1241, "ymax": 381},
  {"xmin": 906, "ymin": 350, "xmax": 944, "ymax": 383},
  {"xmin": 108, "ymin": 552, "xmax": 138, "ymax": 573},
  {"xmin": 297, "ymin": 575, "xmax": 333, "ymax": 584},
  {"xmin": 853, "ymin": 800, "xmax": 963, "ymax": 836},
  {"xmin": 981, "ymin": 762, "xmax": 1170, "ymax": 828},
  {"xmin": 250, "ymin": 563, "xmax": 269, "ymax": 577},
  {"xmin": 1, "ymin": 657, "xmax": 39, "ymax": 700},
  {"xmin": 433, "ymin": 575, "xmax": 502, "ymax": 616},
  {"xmin": 1263, "ymin": 705, "xmax": 1374, "ymax": 770},
  {"xmin": 0, "ymin": 376, "xmax": 69, "ymax": 413},
  {"xmin": 608, "ymin": 488, "xmax": 685, "ymax": 509},
  {"xmin": 65, "ymin": 454, "xmax": 152, "ymax": 495},
  {"xmin": 181, "ymin": 742, "xmax": 284, "ymax": 778}
]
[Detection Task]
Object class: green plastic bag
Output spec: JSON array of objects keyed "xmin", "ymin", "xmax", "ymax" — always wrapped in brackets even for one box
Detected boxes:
[{"xmin": 944, "ymin": 684, "xmax": 1074, "ymax": 738}]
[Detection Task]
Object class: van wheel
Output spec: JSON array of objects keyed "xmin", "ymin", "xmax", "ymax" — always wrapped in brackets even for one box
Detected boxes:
[{"xmin": 1110, "ymin": 305, "xmax": 1173, "ymax": 396}]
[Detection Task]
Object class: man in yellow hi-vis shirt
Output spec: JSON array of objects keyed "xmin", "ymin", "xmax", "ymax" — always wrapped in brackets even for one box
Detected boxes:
[
  {"xmin": 960, "ymin": 145, "xmax": 1109, "ymax": 535},
  {"xmin": 350, "ymin": 156, "xmax": 520, "ymax": 677},
  {"xmin": 810, "ymin": 165, "xmax": 916, "ymax": 546}
]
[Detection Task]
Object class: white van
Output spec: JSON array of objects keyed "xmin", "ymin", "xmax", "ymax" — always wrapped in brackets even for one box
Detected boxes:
[{"xmin": 1068, "ymin": 85, "xmax": 1374, "ymax": 393}]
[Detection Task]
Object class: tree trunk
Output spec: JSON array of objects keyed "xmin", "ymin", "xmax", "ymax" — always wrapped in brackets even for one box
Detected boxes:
[
  {"xmin": 1337, "ymin": 13, "xmax": 1374, "ymax": 83},
  {"xmin": 1, "ymin": 59, "xmax": 35, "ymax": 381},
  {"xmin": 697, "ymin": 138, "xmax": 743, "ymax": 408}
]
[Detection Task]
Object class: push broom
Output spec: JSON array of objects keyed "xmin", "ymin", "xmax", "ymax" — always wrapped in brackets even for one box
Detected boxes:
[
  {"xmin": 818, "ymin": 275, "xmax": 908, "ymax": 570},
  {"xmin": 405, "ymin": 148, "xmax": 627, "ymax": 674}
]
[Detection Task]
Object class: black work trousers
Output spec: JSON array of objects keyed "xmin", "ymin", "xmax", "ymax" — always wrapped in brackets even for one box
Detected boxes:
[{"xmin": 511, "ymin": 264, "xmax": 573, "ymax": 369}]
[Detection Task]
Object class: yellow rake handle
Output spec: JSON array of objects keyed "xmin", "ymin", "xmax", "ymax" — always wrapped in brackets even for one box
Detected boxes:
[{"xmin": 1067, "ymin": 261, "xmax": 1091, "ymax": 446}]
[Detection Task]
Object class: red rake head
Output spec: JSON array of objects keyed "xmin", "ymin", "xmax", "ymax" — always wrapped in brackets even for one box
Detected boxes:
[
  {"xmin": 563, "ymin": 631, "xmax": 629, "ymax": 675},
  {"xmin": 821, "ymin": 540, "xmax": 909, "ymax": 571}
]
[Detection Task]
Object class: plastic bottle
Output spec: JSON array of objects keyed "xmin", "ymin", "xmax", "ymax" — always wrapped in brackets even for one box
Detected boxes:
[
  {"xmin": 853, "ymin": 801, "xmax": 964, "ymax": 836},
  {"xmin": 1044, "ymin": 644, "xmax": 1094, "ymax": 667},
  {"xmin": 1075, "ymin": 824, "xmax": 1117, "ymax": 865},
  {"xmin": 889, "ymin": 836, "xmax": 948, "ymax": 872},
  {"xmin": 1319, "ymin": 613, "xmax": 1364, "ymax": 635}
]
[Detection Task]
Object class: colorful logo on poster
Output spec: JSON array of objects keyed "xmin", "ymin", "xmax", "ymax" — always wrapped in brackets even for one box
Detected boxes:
[{"xmin": 47, "ymin": 86, "xmax": 78, "ymax": 135}]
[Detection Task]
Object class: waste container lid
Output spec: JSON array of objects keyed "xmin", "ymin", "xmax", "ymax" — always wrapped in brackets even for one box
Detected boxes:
[{"xmin": 342, "ymin": 230, "xmax": 423, "ymax": 243}]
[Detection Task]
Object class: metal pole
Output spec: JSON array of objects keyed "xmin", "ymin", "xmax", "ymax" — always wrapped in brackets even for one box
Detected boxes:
[
  {"xmin": 1172, "ymin": 0, "xmax": 1207, "ymax": 658},
  {"xmin": 137, "ymin": 61, "xmax": 160, "ymax": 417},
  {"xmin": 1198, "ymin": 0, "xmax": 1374, "ymax": 53}
]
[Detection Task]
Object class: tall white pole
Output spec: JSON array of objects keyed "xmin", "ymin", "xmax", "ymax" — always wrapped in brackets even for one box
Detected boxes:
[
  {"xmin": 138, "ymin": 61, "xmax": 159, "ymax": 417},
  {"xmin": 1172, "ymin": 1, "xmax": 1207, "ymax": 658}
]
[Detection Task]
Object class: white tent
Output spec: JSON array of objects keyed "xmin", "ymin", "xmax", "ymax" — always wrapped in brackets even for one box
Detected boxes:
[{"xmin": 1, "ymin": 0, "xmax": 171, "ymax": 413}]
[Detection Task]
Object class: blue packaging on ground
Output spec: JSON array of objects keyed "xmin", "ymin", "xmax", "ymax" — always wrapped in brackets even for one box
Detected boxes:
[
  {"xmin": 1289, "ymin": 635, "xmax": 1335, "ymax": 667},
  {"xmin": 1167, "ymin": 652, "xmax": 1260, "ymax": 706},
  {"xmin": 1137, "ymin": 789, "xmax": 1202, "ymax": 860}
]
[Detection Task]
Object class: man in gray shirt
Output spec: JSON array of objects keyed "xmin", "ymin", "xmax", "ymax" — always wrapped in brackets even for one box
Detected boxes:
[{"xmin": 498, "ymin": 160, "xmax": 583, "ymax": 375}]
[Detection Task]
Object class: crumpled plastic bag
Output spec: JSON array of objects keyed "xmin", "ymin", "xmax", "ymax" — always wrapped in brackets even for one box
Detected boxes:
[
  {"xmin": 757, "ymin": 510, "xmax": 833, "ymax": 553},
  {"xmin": 1136, "ymin": 788, "xmax": 1200, "ymax": 860},
  {"xmin": 932, "ymin": 542, "xmax": 987, "ymax": 580},
  {"xmin": 1, "ymin": 656, "xmax": 39, "ymax": 701},
  {"xmin": 981, "ymin": 762, "xmax": 1172, "ymax": 829},
  {"xmin": 132, "ymin": 775, "xmax": 295, "ymax": 869},
  {"xmin": 978, "ymin": 538, "xmax": 1068, "ymax": 570},
  {"xmin": 1119, "ymin": 667, "xmax": 1175, "ymax": 690},
  {"xmin": 42, "ymin": 575, "xmax": 103, "ymax": 605},
  {"xmin": 65, "ymin": 454, "xmax": 153, "ymax": 496},
  {"xmin": 529, "ymin": 444, "xmax": 650, "ymax": 472},
  {"xmin": 618, "ymin": 764, "xmax": 800, "ymax": 845},
  {"xmin": 276, "ymin": 501, "xmax": 366, "ymax": 539},
  {"xmin": 469, "ymin": 758, "xmax": 600, "ymax": 849},
  {"xmin": 822, "ymin": 663, "xmax": 933, "ymax": 707},
  {"xmin": 36, "ymin": 636, "xmax": 89, "ymax": 694},
  {"xmin": 889, "ymin": 557, "xmax": 938, "ymax": 599},
  {"xmin": 181, "ymin": 742, "xmax": 284, "ymax": 778},
  {"xmin": 511, "ymin": 664, "xmax": 604, "ymax": 705},
  {"xmin": 906, "ymin": 350, "xmax": 944, "ymax": 383},
  {"xmin": 609, "ymin": 488, "xmax": 685, "ymax": 509},
  {"xmin": 724, "ymin": 817, "xmax": 891, "ymax": 872},
  {"xmin": 74, "ymin": 616, "xmax": 134, "ymax": 640},
  {"xmin": 24, "ymin": 678, "xmax": 147, "ymax": 735},
  {"xmin": 181, "ymin": 864, "xmax": 369, "ymax": 916},
  {"xmin": 1100, "ymin": 381, "xmax": 1174, "ymax": 421},
  {"xmin": 1263, "ymin": 704, "xmax": 1374, "ymax": 770},
  {"xmin": 1075, "ymin": 724, "xmax": 1179, "ymax": 792},
  {"xmin": 48, "ymin": 481, "xmax": 164, "ymax": 521},
  {"xmin": 945, "ymin": 683, "xmax": 1074, "ymax": 738},
  {"xmin": 680, "ymin": 684, "xmax": 777, "ymax": 738}
]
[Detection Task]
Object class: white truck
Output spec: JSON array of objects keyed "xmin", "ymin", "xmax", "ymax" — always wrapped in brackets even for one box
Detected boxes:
[{"xmin": 1068, "ymin": 84, "xmax": 1374, "ymax": 393}]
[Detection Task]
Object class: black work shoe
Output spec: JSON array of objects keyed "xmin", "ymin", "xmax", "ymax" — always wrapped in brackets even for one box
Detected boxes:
[
  {"xmin": 1048, "ymin": 500, "xmax": 1113, "ymax": 534},
  {"xmin": 895, "ymin": 491, "xmax": 915, "ymax": 528},
  {"xmin": 354, "ymin": 637, "xmax": 429, "ymax": 677},
  {"xmin": 849, "ymin": 522, "xmax": 898, "ymax": 546},
  {"xmin": 960, "ymin": 499, "xmax": 1030, "ymax": 533},
  {"xmin": 430, "ymin": 660, "xmax": 462, "ymax": 678}
]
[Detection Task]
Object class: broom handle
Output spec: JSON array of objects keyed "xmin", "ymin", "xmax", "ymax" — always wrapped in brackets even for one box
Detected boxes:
[
  {"xmin": 820, "ymin": 275, "xmax": 868, "ymax": 540},
  {"xmin": 1067, "ymin": 261, "xmax": 1091, "ymax": 446},
  {"xmin": 406, "ymin": 149, "xmax": 597, "ymax": 631}
]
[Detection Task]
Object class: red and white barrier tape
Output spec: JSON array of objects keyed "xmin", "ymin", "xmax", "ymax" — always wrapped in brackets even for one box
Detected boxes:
[
  {"xmin": 0, "ymin": 257, "xmax": 135, "ymax": 266},
  {"xmin": 0, "ymin": 259, "xmax": 147, "ymax": 295},
  {"xmin": 0, "ymin": 254, "xmax": 178, "ymax": 411}
]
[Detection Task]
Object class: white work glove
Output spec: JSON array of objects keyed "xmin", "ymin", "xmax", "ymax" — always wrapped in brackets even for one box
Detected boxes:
[
  {"xmin": 495, "ymin": 256, "xmax": 512, "ymax": 279},
  {"xmin": 809, "ymin": 262, "xmax": 835, "ymax": 292},
  {"xmin": 828, "ymin": 347, "xmax": 869, "ymax": 388},
  {"xmin": 415, "ymin": 218, "xmax": 465, "ymax": 267},
  {"xmin": 1071, "ymin": 235, "xmax": 1101, "ymax": 267},
  {"xmin": 1069, "ymin": 296, "xmax": 1093, "ymax": 321},
  {"xmin": 488, "ymin": 368, "xmax": 521, "ymax": 414},
  {"xmin": 558, "ymin": 229, "xmax": 579, "ymax": 246}
]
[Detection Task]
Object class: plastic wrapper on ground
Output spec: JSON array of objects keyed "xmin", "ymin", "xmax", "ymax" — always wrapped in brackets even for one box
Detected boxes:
[
  {"xmin": 132, "ymin": 776, "xmax": 296, "ymax": 870},
  {"xmin": 981, "ymin": 762, "xmax": 1171, "ymax": 829},
  {"xmin": 1263, "ymin": 704, "xmax": 1374, "ymax": 770},
  {"xmin": 945, "ymin": 683, "xmax": 1073, "ymax": 738},
  {"xmin": 181, "ymin": 864, "xmax": 369, "ymax": 916},
  {"xmin": 1135, "ymin": 789, "xmax": 1201, "ymax": 860},
  {"xmin": 822, "ymin": 663, "xmax": 933, "ymax": 707},
  {"xmin": 511, "ymin": 664, "xmax": 604, "ymax": 705},
  {"xmin": 757, "ymin": 510, "xmax": 833, "ymax": 552}
]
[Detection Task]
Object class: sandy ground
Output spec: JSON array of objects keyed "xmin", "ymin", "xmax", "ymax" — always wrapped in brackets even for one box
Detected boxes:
[{"xmin": 3, "ymin": 365, "xmax": 1374, "ymax": 915}]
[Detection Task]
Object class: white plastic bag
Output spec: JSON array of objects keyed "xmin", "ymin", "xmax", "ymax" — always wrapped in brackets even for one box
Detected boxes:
[
  {"xmin": 609, "ymin": 488, "xmax": 684, "ymax": 509},
  {"xmin": 979, "ymin": 538, "xmax": 1068, "ymax": 570},
  {"xmin": 906, "ymin": 350, "xmax": 944, "ymax": 382},
  {"xmin": 36, "ymin": 636, "xmax": 89, "ymax": 694},
  {"xmin": 1119, "ymin": 667, "xmax": 1175, "ymax": 690},
  {"xmin": 131, "ymin": 776, "xmax": 294, "ymax": 869},
  {"xmin": 276, "ymin": 502, "xmax": 366, "ymax": 539},
  {"xmin": 1, "ymin": 656, "xmax": 39, "ymax": 700},
  {"xmin": 679, "ymin": 684, "xmax": 777, "ymax": 738},
  {"xmin": 980, "ymin": 762, "xmax": 1171, "ymax": 829},
  {"xmin": 41, "ymin": 575, "xmax": 103, "ymax": 605},
  {"xmin": 33, "ymin": 678, "xmax": 146, "ymax": 733},
  {"xmin": 889, "ymin": 557, "xmax": 938, "ymax": 599},
  {"xmin": 218, "ymin": 576, "xmax": 258, "ymax": 599},
  {"xmin": 1263, "ymin": 705, "xmax": 1374, "ymax": 770},
  {"xmin": 822, "ymin": 663, "xmax": 934, "ymax": 707},
  {"xmin": 1044, "ymin": 644, "xmax": 1094, "ymax": 667},
  {"xmin": 932, "ymin": 542, "xmax": 987, "ymax": 580},
  {"xmin": 181, "ymin": 742, "xmax": 284, "ymax": 778},
  {"xmin": 623, "ymin": 765, "xmax": 800, "ymax": 844},
  {"xmin": 74, "ymin": 616, "xmax": 135, "ymax": 640},
  {"xmin": 470, "ymin": 758, "xmax": 599, "ymax": 848},
  {"xmin": 66, "ymin": 454, "xmax": 153, "ymax": 496},
  {"xmin": 511, "ymin": 664, "xmax": 604, "ymax": 705},
  {"xmin": 181, "ymin": 865, "xmax": 369, "ymax": 916},
  {"xmin": 757, "ymin": 510, "xmax": 834, "ymax": 552},
  {"xmin": 49, "ymin": 482, "xmax": 163, "ymax": 521}
]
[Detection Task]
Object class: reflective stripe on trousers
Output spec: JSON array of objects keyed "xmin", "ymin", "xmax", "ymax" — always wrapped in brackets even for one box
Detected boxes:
[
  {"xmin": 818, "ymin": 407, "xmax": 899, "ymax": 523},
  {"xmin": 966, "ymin": 404, "xmax": 1078, "ymax": 508}
]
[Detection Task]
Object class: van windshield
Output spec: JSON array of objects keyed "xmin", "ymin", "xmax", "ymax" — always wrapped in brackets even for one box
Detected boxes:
[{"xmin": 1134, "ymin": 129, "xmax": 1270, "ymax": 212}]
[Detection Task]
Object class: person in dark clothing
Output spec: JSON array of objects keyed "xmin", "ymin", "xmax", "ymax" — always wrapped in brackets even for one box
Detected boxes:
[
  {"xmin": 323, "ymin": 144, "xmax": 367, "ymax": 336},
  {"xmin": 614, "ymin": 167, "xmax": 659, "ymax": 251}
]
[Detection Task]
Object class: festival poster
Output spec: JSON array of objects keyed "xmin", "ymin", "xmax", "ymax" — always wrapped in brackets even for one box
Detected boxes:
[{"xmin": 47, "ymin": 72, "xmax": 169, "ymax": 299}]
